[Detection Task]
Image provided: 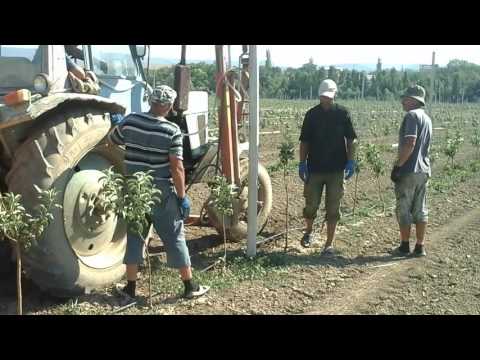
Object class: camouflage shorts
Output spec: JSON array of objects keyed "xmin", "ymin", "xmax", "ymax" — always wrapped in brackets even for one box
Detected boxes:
[
  {"xmin": 395, "ymin": 172, "xmax": 429, "ymax": 226},
  {"xmin": 303, "ymin": 172, "xmax": 344, "ymax": 222}
]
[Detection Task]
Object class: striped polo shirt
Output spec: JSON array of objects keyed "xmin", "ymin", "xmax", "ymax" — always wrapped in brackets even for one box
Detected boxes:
[{"xmin": 109, "ymin": 112, "xmax": 183, "ymax": 181}]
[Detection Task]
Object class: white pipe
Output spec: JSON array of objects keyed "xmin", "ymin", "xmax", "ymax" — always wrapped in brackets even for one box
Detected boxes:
[{"xmin": 246, "ymin": 45, "xmax": 259, "ymax": 258}]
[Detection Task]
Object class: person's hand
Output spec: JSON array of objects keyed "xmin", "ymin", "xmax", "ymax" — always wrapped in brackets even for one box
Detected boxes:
[
  {"xmin": 298, "ymin": 161, "xmax": 308, "ymax": 182},
  {"xmin": 390, "ymin": 165, "xmax": 401, "ymax": 183},
  {"xmin": 110, "ymin": 113, "xmax": 124, "ymax": 125},
  {"xmin": 178, "ymin": 195, "xmax": 191, "ymax": 220},
  {"xmin": 344, "ymin": 160, "xmax": 356, "ymax": 180}
]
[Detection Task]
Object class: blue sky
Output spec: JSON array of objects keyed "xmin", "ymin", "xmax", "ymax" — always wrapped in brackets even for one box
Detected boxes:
[{"xmin": 149, "ymin": 45, "xmax": 480, "ymax": 67}]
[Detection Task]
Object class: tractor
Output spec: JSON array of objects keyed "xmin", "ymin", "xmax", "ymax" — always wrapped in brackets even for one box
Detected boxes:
[{"xmin": 0, "ymin": 45, "xmax": 272, "ymax": 297}]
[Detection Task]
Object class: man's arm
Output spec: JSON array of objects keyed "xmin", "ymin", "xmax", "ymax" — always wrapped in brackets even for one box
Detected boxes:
[
  {"xmin": 300, "ymin": 142, "xmax": 309, "ymax": 162},
  {"xmin": 299, "ymin": 112, "xmax": 311, "ymax": 161},
  {"xmin": 344, "ymin": 109, "xmax": 358, "ymax": 162},
  {"xmin": 170, "ymin": 155, "xmax": 185, "ymax": 199},
  {"xmin": 346, "ymin": 138, "xmax": 357, "ymax": 161},
  {"xmin": 397, "ymin": 136, "xmax": 416, "ymax": 166},
  {"xmin": 107, "ymin": 125, "xmax": 125, "ymax": 146},
  {"xmin": 396, "ymin": 113, "xmax": 418, "ymax": 166},
  {"xmin": 169, "ymin": 127, "xmax": 185, "ymax": 198}
]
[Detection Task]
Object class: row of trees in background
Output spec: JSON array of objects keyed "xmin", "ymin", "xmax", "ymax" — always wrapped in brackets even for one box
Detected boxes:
[{"xmin": 147, "ymin": 58, "xmax": 480, "ymax": 103}]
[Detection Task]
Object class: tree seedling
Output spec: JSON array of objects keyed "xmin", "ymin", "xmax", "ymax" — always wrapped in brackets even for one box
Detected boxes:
[
  {"xmin": 443, "ymin": 130, "xmax": 464, "ymax": 168},
  {"xmin": 0, "ymin": 186, "xmax": 60, "ymax": 315},
  {"xmin": 471, "ymin": 128, "xmax": 480, "ymax": 158},
  {"xmin": 278, "ymin": 122, "xmax": 296, "ymax": 251},
  {"xmin": 365, "ymin": 143, "xmax": 386, "ymax": 213},
  {"xmin": 98, "ymin": 168, "xmax": 161, "ymax": 308},
  {"xmin": 208, "ymin": 175, "xmax": 238, "ymax": 271},
  {"xmin": 352, "ymin": 143, "xmax": 365, "ymax": 221}
]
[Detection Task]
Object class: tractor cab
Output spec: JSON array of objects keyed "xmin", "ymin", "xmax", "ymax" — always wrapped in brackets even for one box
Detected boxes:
[{"xmin": 0, "ymin": 45, "xmax": 150, "ymax": 113}]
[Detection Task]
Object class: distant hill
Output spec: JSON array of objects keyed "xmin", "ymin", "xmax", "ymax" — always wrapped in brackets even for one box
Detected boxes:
[
  {"xmin": 274, "ymin": 63, "xmax": 420, "ymax": 72},
  {"xmin": 0, "ymin": 48, "xmax": 422, "ymax": 72},
  {"xmin": 334, "ymin": 63, "xmax": 420, "ymax": 72},
  {"xmin": 149, "ymin": 57, "xmax": 215, "ymax": 66},
  {"xmin": 148, "ymin": 59, "xmax": 420, "ymax": 72}
]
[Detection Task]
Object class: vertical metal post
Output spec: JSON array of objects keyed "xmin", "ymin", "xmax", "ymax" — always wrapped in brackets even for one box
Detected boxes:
[
  {"xmin": 430, "ymin": 51, "xmax": 436, "ymax": 104},
  {"xmin": 238, "ymin": 46, "xmax": 250, "ymax": 147},
  {"xmin": 246, "ymin": 45, "xmax": 259, "ymax": 258},
  {"xmin": 215, "ymin": 45, "xmax": 234, "ymax": 183},
  {"xmin": 227, "ymin": 70, "xmax": 241, "ymax": 186}
]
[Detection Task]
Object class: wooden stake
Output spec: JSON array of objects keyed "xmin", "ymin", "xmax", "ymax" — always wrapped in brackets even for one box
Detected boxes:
[
  {"xmin": 14, "ymin": 240, "xmax": 22, "ymax": 315},
  {"xmin": 284, "ymin": 167, "xmax": 289, "ymax": 252}
]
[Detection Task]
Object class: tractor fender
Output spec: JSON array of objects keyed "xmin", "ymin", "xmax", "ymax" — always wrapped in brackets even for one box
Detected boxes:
[{"xmin": 0, "ymin": 93, "xmax": 125, "ymax": 131}]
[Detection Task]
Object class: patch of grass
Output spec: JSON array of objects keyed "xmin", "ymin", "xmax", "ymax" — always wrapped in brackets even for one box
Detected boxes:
[
  {"xmin": 431, "ymin": 160, "xmax": 478, "ymax": 194},
  {"xmin": 149, "ymin": 250, "xmax": 297, "ymax": 296},
  {"xmin": 268, "ymin": 160, "xmax": 299, "ymax": 175},
  {"xmin": 196, "ymin": 253, "xmax": 287, "ymax": 289},
  {"xmin": 469, "ymin": 160, "xmax": 480, "ymax": 173},
  {"xmin": 377, "ymin": 143, "xmax": 394, "ymax": 153},
  {"xmin": 58, "ymin": 298, "xmax": 82, "ymax": 315}
]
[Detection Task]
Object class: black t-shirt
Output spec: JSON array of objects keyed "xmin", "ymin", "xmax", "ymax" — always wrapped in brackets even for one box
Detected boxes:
[{"xmin": 299, "ymin": 103, "xmax": 357, "ymax": 173}]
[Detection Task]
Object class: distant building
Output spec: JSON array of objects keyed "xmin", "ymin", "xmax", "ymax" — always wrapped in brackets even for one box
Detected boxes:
[
  {"xmin": 419, "ymin": 64, "xmax": 439, "ymax": 72},
  {"xmin": 376, "ymin": 58, "xmax": 382, "ymax": 72}
]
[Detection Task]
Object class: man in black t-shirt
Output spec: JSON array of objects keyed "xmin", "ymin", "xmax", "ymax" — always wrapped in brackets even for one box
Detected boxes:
[{"xmin": 298, "ymin": 79, "xmax": 358, "ymax": 254}]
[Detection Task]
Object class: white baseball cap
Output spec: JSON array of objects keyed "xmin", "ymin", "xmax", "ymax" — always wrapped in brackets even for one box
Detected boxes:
[{"xmin": 318, "ymin": 79, "xmax": 338, "ymax": 99}]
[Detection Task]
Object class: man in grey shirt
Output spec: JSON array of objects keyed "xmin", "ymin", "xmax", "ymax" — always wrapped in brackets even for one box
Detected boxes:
[
  {"xmin": 109, "ymin": 85, "xmax": 209, "ymax": 301},
  {"xmin": 390, "ymin": 85, "xmax": 432, "ymax": 257}
]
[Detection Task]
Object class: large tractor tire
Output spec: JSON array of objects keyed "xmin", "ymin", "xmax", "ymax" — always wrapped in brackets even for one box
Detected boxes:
[
  {"xmin": 206, "ymin": 159, "xmax": 273, "ymax": 242},
  {"xmin": 0, "ymin": 240, "xmax": 14, "ymax": 276},
  {"xmin": 6, "ymin": 106, "xmax": 126, "ymax": 297}
]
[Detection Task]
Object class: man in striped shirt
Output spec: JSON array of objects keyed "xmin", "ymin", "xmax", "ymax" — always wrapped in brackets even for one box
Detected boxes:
[{"xmin": 109, "ymin": 85, "xmax": 209, "ymax": 300}]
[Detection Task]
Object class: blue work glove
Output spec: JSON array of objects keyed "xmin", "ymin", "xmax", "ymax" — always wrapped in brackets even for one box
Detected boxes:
[
  {"xmin": 178, "ymin": 195, "xmax": 191, "ymax": 221},
  {"xmin": 344, "ymin": 160, "xmax": 356, "ymax": 180},
  {"xmin": 298, "ymin": 161, "xmax": 308, "ymax": 182},
  {"xmin": 110, "ymin": 113, "xmax": 124, "ymax": 125}
]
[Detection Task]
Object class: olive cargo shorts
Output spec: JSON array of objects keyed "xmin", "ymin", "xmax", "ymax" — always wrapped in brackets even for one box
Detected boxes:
[
  {"xmin": 123, "ymin": 182, "xmax": 191, "ymax": 269},
  {"xmin": 303, "ymin": 172, "xmax": 344, "ymax": 222},
  {"xmin": 395, "ymin": 172, "xmax": 429, "ymax": 226}
]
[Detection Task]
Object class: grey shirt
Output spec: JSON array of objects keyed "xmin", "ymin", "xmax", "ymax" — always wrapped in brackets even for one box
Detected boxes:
[
  {"xmin": 398, "ymin": 108, "xmax": 432, "ymax": 176},
  {"xmin": 109, "ymin": 112, "xmax": 183, "ymax": 181}
]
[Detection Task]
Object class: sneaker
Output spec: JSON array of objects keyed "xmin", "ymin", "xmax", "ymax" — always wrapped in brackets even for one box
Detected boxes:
[
  {"xmin": 411, "ymin": 244, "xmax": 427, "ymax": 257},
  {"xmin": 184, "ymin": 284, "xmax": 210, "ymax": 299},
  {"xmin": 301, "ymin": 233, "xmax": 314, "ymax": 248},
  {"xmin": 392, "ymin": 242, "xmax": 410, "ymax": 256},
  {"xmin": 321, "ymin": 246, "xmax": 335, "ymax": 256}
]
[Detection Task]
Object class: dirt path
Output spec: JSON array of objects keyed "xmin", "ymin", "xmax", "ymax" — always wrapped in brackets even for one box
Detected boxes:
[
  {"xmin": 304, "ymin": 207, "xmax": 480, "ymax": 315},
  {"xmin": 1, "ymin": 146, "xmax": 478, "ymax": 315}
]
